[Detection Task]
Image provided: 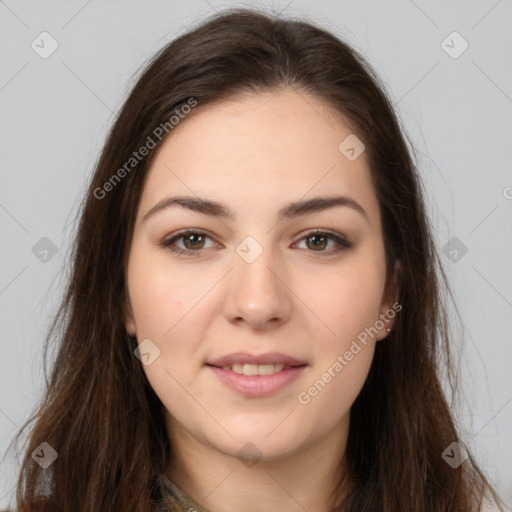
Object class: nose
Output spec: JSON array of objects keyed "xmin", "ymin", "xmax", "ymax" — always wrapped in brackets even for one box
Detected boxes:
[{"xmin": 222, "ymin": 241, "xmax": 293, "ymax": 331}]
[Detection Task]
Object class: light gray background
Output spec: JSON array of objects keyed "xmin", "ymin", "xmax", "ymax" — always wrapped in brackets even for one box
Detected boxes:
[{"xmin": 1, "ymin": 0, "xmax": 511, "ymax": 509}]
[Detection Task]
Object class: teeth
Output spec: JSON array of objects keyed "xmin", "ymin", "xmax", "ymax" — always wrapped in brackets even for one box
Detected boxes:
[
  {"xmin": 225, "ymin": 363, "xmax": 286, "ymax": 375},
  {"xmin": 258, "ymin": 364, "xmax": 277, "ymax": 375}
]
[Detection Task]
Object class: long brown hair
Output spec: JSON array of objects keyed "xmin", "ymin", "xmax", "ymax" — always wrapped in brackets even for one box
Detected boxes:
[{"xmin": 5, "ymin": 7, "xmax": 505, "ymax": 511}]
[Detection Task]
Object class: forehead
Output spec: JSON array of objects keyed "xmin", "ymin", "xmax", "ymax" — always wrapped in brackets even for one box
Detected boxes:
[{"xmin": 137, "ymin": 88, "xmax": 379, "ymax": 223}]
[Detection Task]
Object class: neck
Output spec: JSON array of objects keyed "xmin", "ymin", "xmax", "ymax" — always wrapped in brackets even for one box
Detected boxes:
[{"xmin": 165, "ymin": 415, "xmax": 352, "ymax": 512}]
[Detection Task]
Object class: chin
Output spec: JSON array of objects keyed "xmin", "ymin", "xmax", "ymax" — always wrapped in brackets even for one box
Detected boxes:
[
  {"xmin": 207, "ymin": 416, "xmax": 308, "ymax": 462},
  {"xmin": 221, "ymin": 436, "xmax": 303, "ymax": 465}
]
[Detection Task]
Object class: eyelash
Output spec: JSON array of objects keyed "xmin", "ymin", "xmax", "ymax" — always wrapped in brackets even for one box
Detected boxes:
[{"xmin": 160, "ymin": 229, "xmax": 352, "ymax": 257}]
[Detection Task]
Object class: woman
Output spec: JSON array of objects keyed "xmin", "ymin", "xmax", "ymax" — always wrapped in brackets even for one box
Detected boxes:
[{"xmin": 5, "ymin": 7, "xmax": 506, "ymax": 512}]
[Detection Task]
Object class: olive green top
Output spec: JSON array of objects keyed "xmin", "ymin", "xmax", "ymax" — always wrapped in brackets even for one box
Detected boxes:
[{"xmin": 156, "ymin": 473, "xmax": 211, "ymax": 512}]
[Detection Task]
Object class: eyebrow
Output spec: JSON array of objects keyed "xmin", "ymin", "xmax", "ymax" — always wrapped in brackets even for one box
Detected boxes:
[{"xmin": 142, "ymin": 195, "xmax": 369, "ymax": 223}]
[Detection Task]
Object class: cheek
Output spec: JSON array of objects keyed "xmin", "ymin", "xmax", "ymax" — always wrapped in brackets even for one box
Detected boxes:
[
  {"xmin": 294, "ymin": 258, "xmax": 383, "ymax": 412},
  {"xmin": 301, "ymin": 258, "xmax": 384, "ymax": 416},
  {"xmin": 127, "ymin": 247, "xmax": 212, "ymax": 339},
  {"xmin": 297, "ymin": 342, "xmax": 374, "ymax": 434},
  {"xmin": 126, "ymin": 248, "xmax": 220, "ymax": 397},
  {"xmin": 305, "ymin": 256, "xmax": 385, "ymax": 346}
]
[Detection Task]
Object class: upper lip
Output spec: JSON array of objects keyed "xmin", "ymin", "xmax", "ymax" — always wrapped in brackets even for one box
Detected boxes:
[{"xmin": 207, "ymin": 352, "xmax": 307, "ymax": 367}]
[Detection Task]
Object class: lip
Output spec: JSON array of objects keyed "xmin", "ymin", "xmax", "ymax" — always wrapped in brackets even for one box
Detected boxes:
[
  {"xmin": 207, "ymin": 351, "xmax": 306, "ymax": 367},
  {"xmin": 207, "ymin": 365, "xmax": 307, "ymax": 397},
  {"xmin": 206, "ymin": 352, "xmax": 308, "ymax": 397}
]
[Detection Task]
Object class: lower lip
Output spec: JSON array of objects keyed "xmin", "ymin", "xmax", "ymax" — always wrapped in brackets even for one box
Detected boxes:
[{"xmin": 207, "ymin": 365, "xmax": 307, "ymax": 397}]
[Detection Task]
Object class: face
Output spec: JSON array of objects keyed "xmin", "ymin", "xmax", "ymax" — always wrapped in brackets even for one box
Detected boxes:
[{"xmin": 124, "ymin": 88, "xmax": 399, "ymax": 465}]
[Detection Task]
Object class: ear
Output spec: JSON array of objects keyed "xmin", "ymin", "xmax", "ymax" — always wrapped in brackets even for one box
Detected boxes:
[
  {"xmin": 375, "ymin": 260, "xmax": 401, "ymax": 341},
  {"xmin": 122, "ymin": 289, "xmax": 137, "ymax": 336}
]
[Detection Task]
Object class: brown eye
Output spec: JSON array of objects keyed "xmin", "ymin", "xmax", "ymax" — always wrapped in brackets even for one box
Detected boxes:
[
  {"xmin": 182, "ymin": 233, "xmax": 206, "ymax": 250},
  {"xmin": 305, "ymin": 233, "xmax": 328, "ymax": 251},
  {"xmin": 161, "ymin": 230, "xmax": 216, "ymax": 256},
  {"xmin": 295, "ymin": 230, "xmax": 352, "ymax": 254},
  {"xmin": 161, "ymin": 229, "xmax": 351, "ymax": 257}
]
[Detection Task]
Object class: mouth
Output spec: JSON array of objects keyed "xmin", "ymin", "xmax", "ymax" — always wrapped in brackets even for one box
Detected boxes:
[
  {"xmin": 207, "ymin": 362, "xmax": 302, "ymax": 376},
  {"xmin": 205, "ymin": 352, "xmax": 308, "ymax": 397}
]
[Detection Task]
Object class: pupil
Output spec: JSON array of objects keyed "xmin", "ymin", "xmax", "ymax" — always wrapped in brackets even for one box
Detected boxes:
[
  {"xmin": 309, "ymin": 235, "xmax": 326, "ymax": 250},
  {"xmin": 186, "ymin": 234, "xmax": 202, "ymax": 248}
]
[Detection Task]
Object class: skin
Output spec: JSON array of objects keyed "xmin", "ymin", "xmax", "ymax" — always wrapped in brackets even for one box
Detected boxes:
[{"xmin": 124, "ymin": 87, "xmax": 399, "ymax": 512}]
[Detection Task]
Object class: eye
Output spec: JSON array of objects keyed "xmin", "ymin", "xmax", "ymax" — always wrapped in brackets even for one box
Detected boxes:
[
  {"xmin": 294, "ymin": 229, "xmax": 352, "ymax": 254},
  {"xmin": 160, "ymin": 229, "xmax": 217, "ymax": 256},
  {"xmin": 160, "ymin": 229, "xmax": 352, "ymax": 256}
]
